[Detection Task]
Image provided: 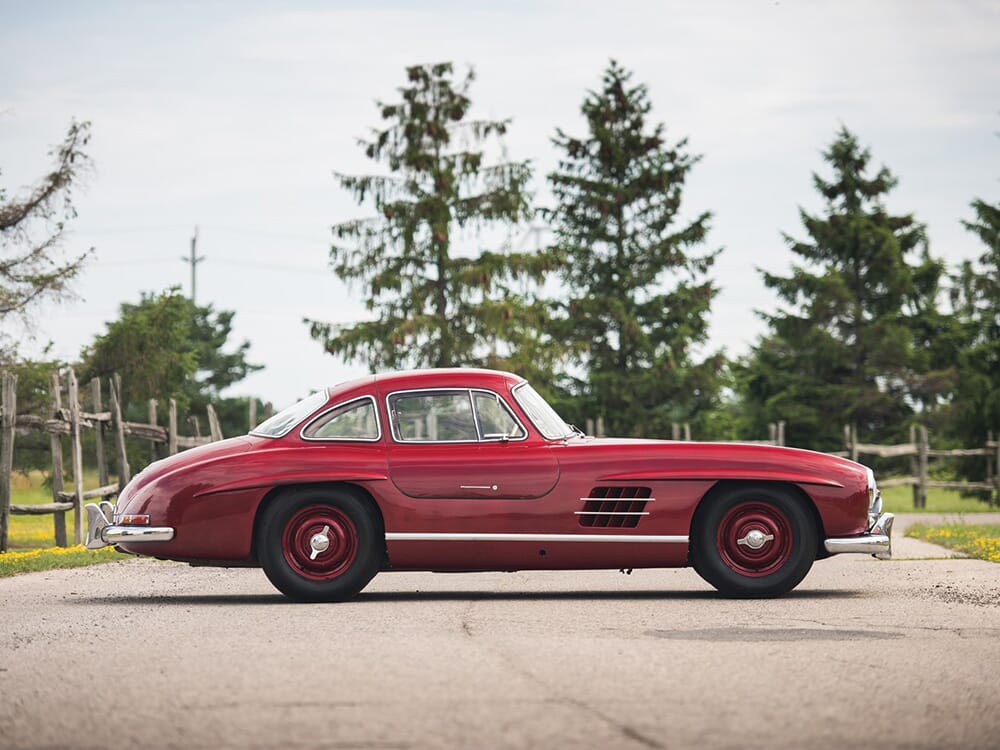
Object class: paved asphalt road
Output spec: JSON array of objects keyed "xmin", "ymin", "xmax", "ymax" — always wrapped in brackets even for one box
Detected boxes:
[{"xmin": 2, "ymin": 515, "xmax": 998, "ymax": 750}]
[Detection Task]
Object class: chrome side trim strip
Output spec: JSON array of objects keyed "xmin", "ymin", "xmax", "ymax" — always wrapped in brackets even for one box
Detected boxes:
[
  {"xmin": 385, "ymin": 532, "xmax": 688, "ymax": 543},
  {"xmin": 573, "ymin": 511, "xmax": 650, "ymax": 516}
]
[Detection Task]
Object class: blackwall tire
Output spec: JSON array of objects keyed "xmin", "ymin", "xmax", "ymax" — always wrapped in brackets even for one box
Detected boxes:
[
  {"xmin": 257, "ymin": 487, "xmax": 382, "ymax": 602},
  {"xmin": 691, "ymin": 485, "xmax": 817, "ymax": 598}
]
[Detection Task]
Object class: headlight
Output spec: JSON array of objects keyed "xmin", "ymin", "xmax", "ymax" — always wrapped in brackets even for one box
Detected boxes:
[{"xmin": 865, "ymin": 466, "xmax": 882, "ymax": 528}]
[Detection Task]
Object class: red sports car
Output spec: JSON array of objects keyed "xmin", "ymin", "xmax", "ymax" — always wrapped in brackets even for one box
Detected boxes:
[{"xmin": 86, "ymin": 368, "xmax": 893, "ymax": 601}]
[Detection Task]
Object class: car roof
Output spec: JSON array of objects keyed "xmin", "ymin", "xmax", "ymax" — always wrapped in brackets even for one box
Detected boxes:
[{"xmin": 326, "ymin": 368, "xmax": 525, "ymax": 401}]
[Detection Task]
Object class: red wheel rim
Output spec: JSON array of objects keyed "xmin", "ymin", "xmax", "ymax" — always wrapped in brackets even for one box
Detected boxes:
[
  {"xmin": 716, "ymin": 501, "xmax": 793, "ymax": 578},
  {"xmin": 281, "ymin": 505, "xmax": 358, "ymax": 581}
]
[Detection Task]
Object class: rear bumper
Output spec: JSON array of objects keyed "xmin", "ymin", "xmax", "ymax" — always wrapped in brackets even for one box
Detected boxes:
[
  {"xmin": 84, "ymin": 503, "xmax": 175, "ymax": 550},
  {"xmin": 824, "ymin": 512, "xmax": 894, "ymax": 559}
]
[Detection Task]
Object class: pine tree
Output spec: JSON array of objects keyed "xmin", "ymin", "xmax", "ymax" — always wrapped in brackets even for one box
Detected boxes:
[
  {"xmin": 308, "ymin": 62, "xmax": 550, "ymax": 371},
  {"xmin": 947, "ymin": 198, "xmax": 1000, "ymax": 481},
  {"xmin": 545, "ymin": 61, "xmax": 721, "ymax": 437},
  {"xmin": 742, "ymin": 127, "xmax": 946, "ymax": 449}
]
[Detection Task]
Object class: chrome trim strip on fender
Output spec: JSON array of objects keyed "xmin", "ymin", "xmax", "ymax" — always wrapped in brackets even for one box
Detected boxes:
[
  {"xmin": 573, "ymin": 511, "xmax": 650, "ymax": 516},
  {"xmin": 580, "ymin": 497, "xmax": 656, "ymax": 502},
  {"xmin": 385, "ymin": 532, "xmax": 688, "ymax": 543}
]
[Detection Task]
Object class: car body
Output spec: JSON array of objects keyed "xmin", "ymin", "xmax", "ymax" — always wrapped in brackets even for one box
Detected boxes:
[{"xmin": 86, "ymin": 368, "xmax": 893, "ymax": 601}]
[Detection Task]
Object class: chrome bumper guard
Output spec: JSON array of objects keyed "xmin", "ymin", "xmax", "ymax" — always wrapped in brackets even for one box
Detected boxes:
[
  {"xmin": 84, "ymin": 502, "xmax": 175, "ymax": 550},
  {"xmin": 823, "ymin": 512, "xmax": 894, "ymax": 559}
]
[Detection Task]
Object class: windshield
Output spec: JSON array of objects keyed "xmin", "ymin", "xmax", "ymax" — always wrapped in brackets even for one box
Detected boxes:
[
  {"xmin": 512, "ymin": 383, "xmax": 573, "ymax": 440},
  {"xmin": 251, "ymin": 390, "xmax": 328, "ymax": 438}
]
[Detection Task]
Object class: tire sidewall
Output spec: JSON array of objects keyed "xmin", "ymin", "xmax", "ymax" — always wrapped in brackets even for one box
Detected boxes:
[
  {"xmin": 258, "ymin": 487, "xmax": 382, "ymax": 602},
  {"xmin": 692, "ymin": 485, "xmax": 817, "ymax": 598}
]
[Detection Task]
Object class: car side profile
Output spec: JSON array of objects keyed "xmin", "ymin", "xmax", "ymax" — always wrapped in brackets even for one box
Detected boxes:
[{"xmin": 86, "ymin": 368, "xmax": 893, "ymax": 601}]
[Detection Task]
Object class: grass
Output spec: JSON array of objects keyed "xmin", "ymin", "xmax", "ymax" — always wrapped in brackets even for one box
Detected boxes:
[
  {"xmin": 0, "ymin": 545, "xmax": 119, "ymax": 576},
  {"xmin": 906, "ymin": 524, "xmax": 1000, "ymax": 563},
  {"xmin": 2, "ymin": 470, "xmax": 122, "ymax": 577},
  {"xmin": 878, "ymin": 484, "xmax": 997, "ymax": 514}
]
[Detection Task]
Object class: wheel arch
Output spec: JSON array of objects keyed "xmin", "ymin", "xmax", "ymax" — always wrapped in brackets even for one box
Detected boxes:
[
  {"xmin": 250, "ymin": 481, "xmax": 388, "ymax": 564},
  {"xmin": 689, "ymin": 479, "xmax": 826, "ymax": 562}
]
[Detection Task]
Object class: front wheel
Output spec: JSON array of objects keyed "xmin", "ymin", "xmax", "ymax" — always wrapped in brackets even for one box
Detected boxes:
[
  {"xmin": 691, "ymin": 485, "xmax": 817, "ymax": 598},
  {"xmin": 257, "ymin": 488, "xmax": 382, "ymax": 602}
]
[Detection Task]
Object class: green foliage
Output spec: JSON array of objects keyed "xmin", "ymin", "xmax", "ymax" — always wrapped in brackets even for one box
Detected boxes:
[
  {"xmin": 81, "ymin": 289, "xmax": 261, "ymax": 430},
  {"xmin": 739, "ymin": 127, "xmax": 949, "ymax": 450},
  {"xmin": 945, "ymin": 198, "xmax": 1000, "ymax": 476},
  {"xmin": 0, "ymin": 120, "xmax": 93, "ymax": 342},
  {"xmin": 544, "ymin": 61, "xmax": 722, "ymax": 437},
  {"xmin": 308, "ymin": 62, "xmax": 552, "ymax": 371}
]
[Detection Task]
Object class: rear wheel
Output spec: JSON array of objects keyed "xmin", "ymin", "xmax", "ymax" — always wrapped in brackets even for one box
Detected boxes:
[
  {"xmin": 691, "ymin": 485, "xmax": 817, "ymax": 598},
  {"xmin": 257, "ymin": 487, "xmax": 382, "ymax": 602}
]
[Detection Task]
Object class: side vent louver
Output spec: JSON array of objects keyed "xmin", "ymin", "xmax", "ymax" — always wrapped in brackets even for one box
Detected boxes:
[{"xmin": 576, "ymin": 486, "xmax": 653, "ymax": 528}]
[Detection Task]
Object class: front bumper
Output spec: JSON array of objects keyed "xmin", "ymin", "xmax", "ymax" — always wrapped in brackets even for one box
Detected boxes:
[
  {"xmin": 84, "ymin": 502, "xmax": 175, "ymax": 550},
  {"xmin": 823, "ymin": 512, "xmax": 894, "ymax": 559}
]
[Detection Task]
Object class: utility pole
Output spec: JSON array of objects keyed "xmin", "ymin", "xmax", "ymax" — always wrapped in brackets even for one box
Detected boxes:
[{"xmin": 182, "ymin": 226, "xmax": 205, "ymax": 305}]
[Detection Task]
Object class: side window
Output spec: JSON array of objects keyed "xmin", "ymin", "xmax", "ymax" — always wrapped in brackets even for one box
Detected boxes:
[
  {"xmin": 302, "ymin": 398, "xmax": 379, "ymax": 440},
  {"xmin": 473, "ymin": 392, "xmax": 526, "ymax": 440},
  {"xmin": 391, "ymin": 391, "xmax": 478, "ymax": 442}
]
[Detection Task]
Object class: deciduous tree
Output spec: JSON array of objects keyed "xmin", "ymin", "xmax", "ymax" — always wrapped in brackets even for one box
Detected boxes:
[{"xmin": 0, "ymin": 120, "xmax": 93, "ymax": 342}]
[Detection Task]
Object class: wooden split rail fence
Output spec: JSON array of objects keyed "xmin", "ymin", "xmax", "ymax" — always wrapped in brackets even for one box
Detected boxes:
[
  {"xmin": 842, "ymin": 424, "xmax": 1000, "ymax": 508},
  {"xmin": 0, "ymin": 369, "xmax": 223, "ymax": 551}
]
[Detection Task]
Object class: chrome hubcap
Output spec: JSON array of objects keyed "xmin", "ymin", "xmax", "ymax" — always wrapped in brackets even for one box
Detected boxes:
[
  {"xmin": 737, "ymin": 529, "xmax": 774, "ymax": 550},
  {"xmin": 309, "ymin": 525, "xmax": 331, "ymax": 560}
]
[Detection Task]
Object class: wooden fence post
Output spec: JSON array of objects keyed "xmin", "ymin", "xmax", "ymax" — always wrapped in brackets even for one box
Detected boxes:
[
  {"xmin": 777, "ymin": 421, "xmax": 786, "ymax": 447},
  {"xmin": 909, "ymin": 424, "xmax": 919, "ymax": 509},
  {"xmin": 994, "ymin": 434, "xmax": 1000, "ymax": 508},
  {"xmin": 1, "ymin": 372, "xmax": 17, "ymax": 553},
  {"xmin": 168, "ymin": 399, "xmax": 178, "ymax": 455},
  {"xmin": 110, "ymin": 374, "xmax": 130, "ymax": 487},
  {"xmin": 850, "ymin": 424, "xmax": 859, "ymax": 462},
  {"xmin": 595, "ymin": 416, "xmax": 605, "ymax": 438},
  {"xmin": 148, "ymin": 399, "xmax": 159, "ymax": 462},
  {"xmin": 249, "ymin": 399, "xmax": 257, "ymax": 433},
  {"xmin": 91, "ymin": 378, "xmax": 109, "ymax": 489},
  {"xmin": 672, "ymin": 423, "xmax": 680, "ymax": 441},
  {"xmin": 67, "ymin": 370, "xmax": 85, "ymax": 545},
  {"xmin": 683, "ymin": 423, "xmax": 691, "ymax": 441},
  {"xmin": 917, "ymin": 425, "xmax": 929, "ymax": 510},
  {"xmin": 206, "ymin": 404, "xmax": 223, "ymax": 442},
  {"xmin": 50, "ymin": 372, "xmax": 67, "ymax": 547},
  {"xmin": 988, "ymin": 431, "xmax": 996, "ymax": 508}
]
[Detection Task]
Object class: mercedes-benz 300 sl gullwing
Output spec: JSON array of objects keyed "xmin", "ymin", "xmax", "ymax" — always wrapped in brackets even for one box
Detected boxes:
[{"xmin": 86, "ymin": 368, "xmax": 893, "ymax": 601}]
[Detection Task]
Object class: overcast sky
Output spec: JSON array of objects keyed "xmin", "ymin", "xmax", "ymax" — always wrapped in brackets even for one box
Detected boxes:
[{"xmin": 1, "ymin": 0, "xmax": 997, "ymax": 410}]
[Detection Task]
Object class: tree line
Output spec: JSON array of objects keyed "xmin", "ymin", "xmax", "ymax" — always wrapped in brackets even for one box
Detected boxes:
[
  {"xmin": 307, "ymin": 60, "xmax": 998, "ymax": 467},
  {"xmin": 1, "ymin": 60, "xmax": 997, "ymax": 485}
]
